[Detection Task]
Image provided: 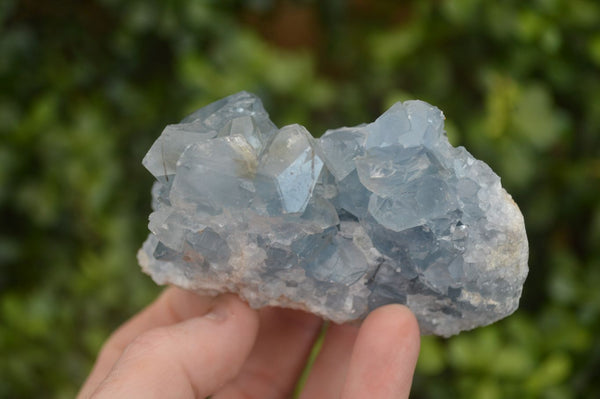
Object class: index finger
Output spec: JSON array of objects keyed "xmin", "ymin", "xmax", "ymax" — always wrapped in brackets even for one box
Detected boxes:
[{"xmin": 78, "ymin": 287, "xmax": 219, "ymax": 398}]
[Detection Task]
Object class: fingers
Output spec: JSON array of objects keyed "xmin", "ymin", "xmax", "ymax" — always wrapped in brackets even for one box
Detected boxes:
[
  {"xmin": 79, "ymin": 287, "xmax": 218, "ymax": 398},
  {"xmin": 340, "ymin": 305, "xmax": 420, "ymax": 399},
  {"xmin": 86, "ymin": 294, "xmax": 259, "ymax": 399},
  {"xmin": 79, "ymin": 287, "xmax": 420, "ymax": 399},
  {"xmin": 213, "ymin": 307, "xmax": 323, "ymax": 399},
  {"xmin": 298, "ymin": 322, "xmax": 360, "ymax": 399}
]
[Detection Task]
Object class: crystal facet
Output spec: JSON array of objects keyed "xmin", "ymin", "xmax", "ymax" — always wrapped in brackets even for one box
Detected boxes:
[{"xmin": 138, "ymin": 91, "xmax": 529, "ymax": 336}]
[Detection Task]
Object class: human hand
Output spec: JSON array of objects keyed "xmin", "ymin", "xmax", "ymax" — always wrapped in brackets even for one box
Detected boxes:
[{"xmin": 78, "ymin": 287, "xmax": 420, "ymax": 399}]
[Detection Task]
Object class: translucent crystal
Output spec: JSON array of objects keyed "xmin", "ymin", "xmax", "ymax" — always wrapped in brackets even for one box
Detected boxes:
[
  {"xmin": 138, "ymin": 91, "xmax": 529, "ymax": 337},
  {"xmin": 169, "ymin": 135, "xmax": 258, "ymax": 214},
  {"xmin": 318, "ymin": 127, "xmax": 366, "ymax": 181},
  {"xmin": 257, "ymin": 124, "xmax": 324, "ymax": 214}
]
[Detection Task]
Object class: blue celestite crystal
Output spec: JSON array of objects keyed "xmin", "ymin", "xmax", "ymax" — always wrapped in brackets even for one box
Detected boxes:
[{"xmin": 138, "ymin": 91, "xmax": 529, "ymax": 336}]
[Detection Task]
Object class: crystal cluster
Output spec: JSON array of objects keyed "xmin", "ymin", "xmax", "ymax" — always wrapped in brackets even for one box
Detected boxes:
[{"xmin": 138, "ymin": 91, "xmax": 528, "ymax": 336}]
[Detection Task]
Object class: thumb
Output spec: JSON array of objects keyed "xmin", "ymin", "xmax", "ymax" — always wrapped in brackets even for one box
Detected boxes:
[{"xmin": 89, "ymin": 294, "xmax": 259, "ymax": 399}]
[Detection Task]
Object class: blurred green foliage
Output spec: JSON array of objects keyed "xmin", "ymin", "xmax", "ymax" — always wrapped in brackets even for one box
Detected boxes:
[{"xmin": 1, "ymin": 0, "xmax": 599, "ymax": 397}]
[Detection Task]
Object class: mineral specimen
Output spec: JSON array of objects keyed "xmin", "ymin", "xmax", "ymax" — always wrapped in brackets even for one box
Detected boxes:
[{"xmin": 138, "ymin": 91, "xmax": 528, "ymax": 337}]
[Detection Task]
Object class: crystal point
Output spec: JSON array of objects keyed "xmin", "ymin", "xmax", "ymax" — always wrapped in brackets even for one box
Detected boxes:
[{"xmin": 138, "ymin": 92, "xmax": 529, "ymax": 337}]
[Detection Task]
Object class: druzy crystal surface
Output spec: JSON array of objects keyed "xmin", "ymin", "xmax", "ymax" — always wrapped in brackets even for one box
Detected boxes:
[{"xmin": 138, "ymin": 91, "xmax": 528, "ymax": 336}]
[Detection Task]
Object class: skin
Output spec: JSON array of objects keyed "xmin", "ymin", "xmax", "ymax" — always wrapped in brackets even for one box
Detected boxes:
[{"xmin": 78, "ymin": 287, "xmax": 420, "ymax": 399}]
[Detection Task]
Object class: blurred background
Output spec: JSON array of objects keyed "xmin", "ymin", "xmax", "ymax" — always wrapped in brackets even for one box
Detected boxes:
[{"xmin": 1, "ymin": 0, "xmax": 599, "ymax": 397}]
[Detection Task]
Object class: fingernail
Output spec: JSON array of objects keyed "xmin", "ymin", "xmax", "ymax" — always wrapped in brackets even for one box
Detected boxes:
[{"xmin": 204, "ymin": 300, "xmax": 229, "ymax": 322}]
